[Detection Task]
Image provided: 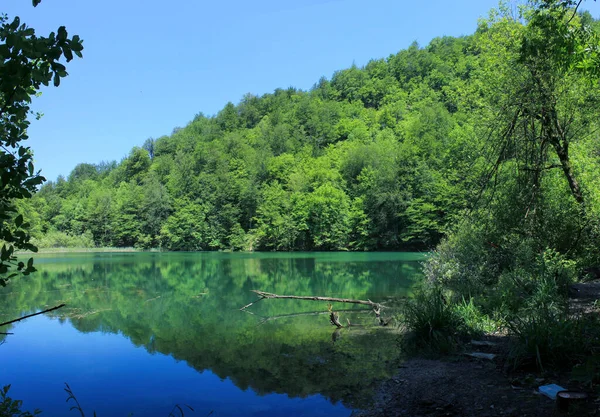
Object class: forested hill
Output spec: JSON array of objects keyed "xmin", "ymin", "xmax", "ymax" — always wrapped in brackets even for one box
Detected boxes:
[{"xmin": 22, "ymin": 10, "xmax": 600, "ymax": 251}]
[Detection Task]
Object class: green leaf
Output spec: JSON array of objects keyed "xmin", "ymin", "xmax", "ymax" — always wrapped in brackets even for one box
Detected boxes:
[
  {"xmin": 63, "ymin": 47, "xmax": 73, "ymax": 62},
  {"xmin": 15, "ymin": 214, "xmax": 23, "ymax": 227},
  {"xmin": 71, "ymin": 41, "xmax": 84, "ymax": 52},
  {"xmin": 57, "ymin": 26, "xmax": 67, "ymax": 42}
]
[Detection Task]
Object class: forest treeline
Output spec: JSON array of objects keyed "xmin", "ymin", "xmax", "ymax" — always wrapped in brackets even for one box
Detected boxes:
[{"xmin": 21, "ymin": 7, "xmax": 600, "ymax": 252}]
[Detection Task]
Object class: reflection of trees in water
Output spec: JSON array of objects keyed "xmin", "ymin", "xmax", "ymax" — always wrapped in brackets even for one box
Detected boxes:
[{"xmin": 0, "ymin": 253, "xmax": 424, "ymax": 408}]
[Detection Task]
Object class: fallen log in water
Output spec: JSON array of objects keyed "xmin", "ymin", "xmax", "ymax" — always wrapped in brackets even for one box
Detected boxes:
[
  {"xmin": 241, "ymin": 290, "xmax": 391, "ymax": 327},
  {"xmin": 245, "ymin": 290, "xmax": 385, "ymax": 309}
]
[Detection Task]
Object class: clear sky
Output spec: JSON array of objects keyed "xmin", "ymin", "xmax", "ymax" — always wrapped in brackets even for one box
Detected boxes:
[{"xmin": 5, "ymin": 0, "xmax": 600, "ymax": 182}]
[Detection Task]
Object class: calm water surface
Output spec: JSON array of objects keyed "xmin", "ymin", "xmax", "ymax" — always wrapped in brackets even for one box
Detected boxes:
[{"xmin": 0, "ymin": 252, "xmax": 426, "ymax": 416}]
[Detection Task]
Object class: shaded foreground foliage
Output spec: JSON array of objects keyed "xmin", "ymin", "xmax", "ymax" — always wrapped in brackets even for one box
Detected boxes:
[
  {"xmin": 0, "ymin": 0, "xmax": 83, "ymax": 285},
  {"xmin": 0, "ymin": 385, "xmax": 40, "ymax": 417}
]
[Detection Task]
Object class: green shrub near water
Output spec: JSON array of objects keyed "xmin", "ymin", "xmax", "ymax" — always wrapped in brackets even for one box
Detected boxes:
[
  {"xmin": 417, "ymin": 220, "xmax": 598, "ymax": 370},
  {"xmin": 401, "ymin": 285, "xmax": 461, "ymax": 353},
  {"xmin": 32, "ymin": 230, "xmax": 95, "ymax": 249},
  {"xmin": 499, "ymin": 251, "xmax": 599, "ymax": 370},
  {"xmin": 506, "ymin": 312, "xmax": 600, "ymax": 371},
  {"xmin": 453, "ymin": 297, "xmax": 498, "ymax": 335},
  {"xmin": 400, "ymin": 284, "xmax": 496, "ymax": 353}
]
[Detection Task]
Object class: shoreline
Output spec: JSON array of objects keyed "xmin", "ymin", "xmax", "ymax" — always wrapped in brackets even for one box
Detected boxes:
[
  {"xmin": 353, "ymin": 355, "xmax": 560, "ymax": 417},
  {"xmin": 16, "ymin": 247, "xmax": 145, "ymax": 254},
  {"xmin": 17, "ymin": 247, "xmax": 432, "ymax": 255},
  {"xmin": 355, "ymin": 280, "xmax": 600, "ymax": 417}
]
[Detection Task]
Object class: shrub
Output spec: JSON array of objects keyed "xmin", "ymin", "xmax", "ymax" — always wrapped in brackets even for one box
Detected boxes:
[
  {"xmin": 506, "ymin": 313, "xmax": 600, "ymax": 371},
  {"xmin": 501, "ymin": 250, "xmax": 592, "ymax": 370},
  {"xmin": 453, "ymin": 297, "xmax": 498, "ymax": 335},
  {"xmin": 424, "ymin": 221, "xmax": 495, "ymax": 298},
  {"xmin": 33, "ymin": 230, "xmax": 95, "ymax": 248},
  {"xmin": 400, "ymin": 285, "xmax": 463, "ymax": 353}
]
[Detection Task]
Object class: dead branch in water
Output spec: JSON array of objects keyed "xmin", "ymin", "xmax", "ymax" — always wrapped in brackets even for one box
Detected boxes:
[
  {"xmin": 0, "ymin": 303, "xmax": 66, "ymax": 328},
  {"xmin": 239, "ymin": 296, "xmax": 265, "ymax": 311},
  {"xmin": 329, "ymin": 311, "xmax": 343, "ymax": 328},
  {"xmin": 245, "ymin": 290, "xmax": 385, "ymax": 310},
  {"xmin": 241, "ymin": 290, "xmax": 392, "ymax": 328}
]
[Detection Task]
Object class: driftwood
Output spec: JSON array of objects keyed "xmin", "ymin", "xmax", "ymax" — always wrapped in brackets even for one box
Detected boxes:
[
  {"xmin": 241, "ymin": 290, "xmax": 391, "ymax": 328},
  {"xmin": 245, "ymin": 290, "xmax": 385, "ymax": 309},
  {"xmin": 0, "ymin": 303, "xmax": 66, "ymax": 328},
  {"xmin": 329, "ymin": 311, "xmax": 343, "ymax": 328}
]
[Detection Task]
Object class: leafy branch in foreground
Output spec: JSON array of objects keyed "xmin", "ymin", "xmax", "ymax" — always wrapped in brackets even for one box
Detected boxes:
[
  {"xmin": 0, "ymin": 0, "xmax": 83, "ymax": 286},
  {"xmin": 0, "ymin": 303, "xmax": 66, "ymax": 331},
  {"xmin": 0, "ymin": 385, "xmax": 41, "ymax": 417}
]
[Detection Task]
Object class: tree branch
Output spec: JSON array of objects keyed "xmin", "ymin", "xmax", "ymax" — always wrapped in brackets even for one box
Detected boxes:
[
  {"xmin": 245, "ymin": 290, "xmax": 385, "ymax": 309},
  {"xmin": 0, "ymin": 303, "xmax": 66, "ymax": 327},
  {"xmin": 567, "ymin": 0, "xmax": 584, "ymax": 24}
]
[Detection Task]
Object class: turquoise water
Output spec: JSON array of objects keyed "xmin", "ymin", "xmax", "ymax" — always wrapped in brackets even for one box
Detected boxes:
[{"xmin": 0, "ymin": 252, "xmax": 426, "ymax": 416}]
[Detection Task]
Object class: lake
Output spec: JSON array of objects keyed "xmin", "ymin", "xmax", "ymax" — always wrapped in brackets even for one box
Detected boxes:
[{"xmin": 0, "ymin": 252, "xmax": 426, "ymax": 416}]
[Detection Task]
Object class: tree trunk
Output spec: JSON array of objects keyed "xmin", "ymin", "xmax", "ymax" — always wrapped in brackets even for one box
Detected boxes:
[
  {"xmin": 548, "ymin": 112, "xmax": 584, "ymax": 205},
  {"xmin": 552, "ymin": 140, "xmax": 584, "ymax": 205}
]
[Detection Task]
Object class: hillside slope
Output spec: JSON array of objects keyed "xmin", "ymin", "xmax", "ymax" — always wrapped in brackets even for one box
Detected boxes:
[{"xmin": 23, "ymin": 11, "xmax": 600, "ymax": 252}]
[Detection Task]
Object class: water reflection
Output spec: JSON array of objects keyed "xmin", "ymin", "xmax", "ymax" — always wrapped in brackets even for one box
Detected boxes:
[{"xmin": 0, "ymin": 252, "xmax": 425, "ymax": 415}]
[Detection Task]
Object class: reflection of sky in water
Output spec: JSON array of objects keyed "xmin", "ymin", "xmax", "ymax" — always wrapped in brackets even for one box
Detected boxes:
[{"xmin": 1, "ymin": 316, "xmax": 351, "ymax": 417}]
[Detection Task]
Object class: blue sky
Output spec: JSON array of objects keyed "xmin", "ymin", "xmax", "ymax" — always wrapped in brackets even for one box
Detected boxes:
[{"xmin": 5, "ymin": 0, "xmax": 600, "ymax": 182}]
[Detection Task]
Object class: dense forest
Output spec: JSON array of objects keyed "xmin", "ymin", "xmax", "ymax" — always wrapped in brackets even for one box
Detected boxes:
[
  {"xmin": 16, "ymin": 5, "xmax": 600, "ymax": 257},
  {"xmin": 4, "ymin": 12, "xmax": 538, "ymax": 251}
]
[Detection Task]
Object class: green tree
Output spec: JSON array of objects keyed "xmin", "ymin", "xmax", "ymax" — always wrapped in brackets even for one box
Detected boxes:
[{"xmin": 0, "ymin": 1, "xmax": 83, "ymax": 285}]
